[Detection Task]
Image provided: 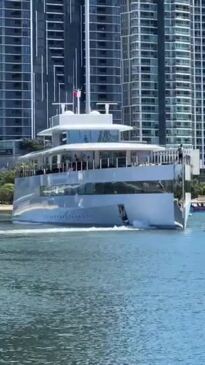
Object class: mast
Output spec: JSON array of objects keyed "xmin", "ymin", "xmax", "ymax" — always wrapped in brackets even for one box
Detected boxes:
[{"xmin": 85, "ymin": 0, "xmax": 91, "ymax": 113}]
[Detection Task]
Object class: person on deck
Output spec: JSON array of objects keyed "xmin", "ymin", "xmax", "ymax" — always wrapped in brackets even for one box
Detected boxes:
[{"xmin": 177, "ymin": 144, "xmax": 183, "ymax": 163}]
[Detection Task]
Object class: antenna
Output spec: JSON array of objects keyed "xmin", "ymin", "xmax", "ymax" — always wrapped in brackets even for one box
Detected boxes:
[
  {"xmin": 96, "ymin": 103, "xmax": 118, "ymax": 115},
  {"xmin": 52, "ymin": 103, "xmax": 73, "ymax": 114},
  {"xmin": 85, "ymin": 0, "xmax": 91, "ymax": 113}
]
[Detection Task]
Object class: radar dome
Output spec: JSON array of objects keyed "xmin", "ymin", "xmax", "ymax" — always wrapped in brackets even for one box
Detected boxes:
[
  {"xmin": 64, "ymin": 110, "xmax": 74, "ymax": 115},
  {"xmin": 90, "ymin": 110, "xmax": 100, "ymax": 115}
]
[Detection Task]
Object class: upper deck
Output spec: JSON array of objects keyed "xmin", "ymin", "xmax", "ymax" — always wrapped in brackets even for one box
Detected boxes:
[{"xmin": 38, "ymin": 110, "xmax": 133, "ymax": 147}]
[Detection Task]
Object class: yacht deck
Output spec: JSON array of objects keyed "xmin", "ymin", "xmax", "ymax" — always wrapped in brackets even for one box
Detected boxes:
[{"xmin": 16, "ymin": 148, "xmax": 191, "ymax": 178}]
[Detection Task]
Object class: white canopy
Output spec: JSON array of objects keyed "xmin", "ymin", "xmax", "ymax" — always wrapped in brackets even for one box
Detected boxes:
[
  {"xmin": 38, "ymin": 124, "xmax": 133, "ymax": 136},
  {"xmin": 20, "ymin": 142, "xmax": 165, "ymax": 160}
]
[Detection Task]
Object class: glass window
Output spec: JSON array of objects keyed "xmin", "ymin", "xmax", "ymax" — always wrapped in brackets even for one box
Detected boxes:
[
  {"xmin": 67, "ymin": 130, "xmax": 119, "ymax": 144},
  {"xmin": 40, "ymin": 180, "xmax": 176, "ymax": 197}
]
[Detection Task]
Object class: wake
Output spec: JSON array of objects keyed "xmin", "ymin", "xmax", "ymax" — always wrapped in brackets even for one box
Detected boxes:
[{"xmin": 0, "ymin": 226, "xmax": 138, "ymax": 236}]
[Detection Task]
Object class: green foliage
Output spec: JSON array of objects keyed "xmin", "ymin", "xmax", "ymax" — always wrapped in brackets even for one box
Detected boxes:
[
  {"xmin": 0, "ymin": 169, "xmax": 15, "ymax": 185},
  {"xmin": 19, "ymin": 139, "xmax": 44, "ymax": 152},
  {"xmin": 0, "ymin": 183, "xmax": 14, "ymax": 204},
  {"xmin": 0, "ymin": 169, "xmax": 15, "ymax": 204},
  {"xmin": 191, "ymin": 178, "xmax": 205, "ymax": 198}
]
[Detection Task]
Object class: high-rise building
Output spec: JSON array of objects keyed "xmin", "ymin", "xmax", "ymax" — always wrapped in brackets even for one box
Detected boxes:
[
  {"xmin": 121, "ymin": 0, "xmax": 193, "ymax": 147},
  {"xmin": 192, "ymin": 0, "xmax": 205, "ymax": 166},
  {"xmin": 32, "ymin": 0, "xmax": 69, "ymax": 134},
  {"xmin": 121, "ymin": 1, "xmax": 159, "ymax": 144},
  {"xmin": 164, "ymin": 1, "xmax": 193, "ymax": 147},
  {"xmin": 121, "ymin": 0, "xmax": 205, "ymax": 166},
  {"xmin": 0, "ymin": 0, "xmax": 122, "ymax": 142},
  {"xmin": 35, "ymin": 0, "xmax": 122, "ymax": 126},
  {"xmin": 0, "ymin": 0, "xmax": 32, "ymax": 140},
  {"xmin": 67, "ymin": 0, "xmax": 122, "ymax": 122},
  {"xmin": 0, "ymin": 0, "xmax": 69, "ymax": 140}
]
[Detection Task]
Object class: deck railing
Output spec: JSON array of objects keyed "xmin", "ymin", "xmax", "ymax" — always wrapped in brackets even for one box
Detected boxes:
[{"xmin": 16, "ymin": 149, "xmax": 191, "ymax": 178}]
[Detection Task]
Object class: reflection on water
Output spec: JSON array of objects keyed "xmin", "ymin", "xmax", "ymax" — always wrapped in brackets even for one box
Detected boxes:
[{"xmin": 0, "ymin": 214, "xmax": 205, "ymax": 364}]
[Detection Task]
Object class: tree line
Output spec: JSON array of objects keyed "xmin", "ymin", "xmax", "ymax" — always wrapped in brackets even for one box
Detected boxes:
[{"xmin": 0, "ymin": 170, "xmax": 15, "ymax": 204}]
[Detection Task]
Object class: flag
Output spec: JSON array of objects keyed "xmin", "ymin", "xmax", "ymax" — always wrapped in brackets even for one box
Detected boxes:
[{"xmin": 73, "ymin": 89, "xmax": 81, "ymax": 98}]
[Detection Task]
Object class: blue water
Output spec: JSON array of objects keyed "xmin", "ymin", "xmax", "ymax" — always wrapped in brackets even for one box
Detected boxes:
[{"xmin": 0, "ymin": 214, "xmax": 204, "ymax": 364}]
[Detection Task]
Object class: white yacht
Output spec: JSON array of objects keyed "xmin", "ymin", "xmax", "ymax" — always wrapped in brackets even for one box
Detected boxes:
[{"xmin": 12, "ymin": 105, "xmax": 197, "ymax": 229}]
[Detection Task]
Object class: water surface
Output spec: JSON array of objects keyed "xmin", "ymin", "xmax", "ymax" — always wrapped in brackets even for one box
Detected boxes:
[{"xmin": 0, "ymin": 214, "xmax": 204, "ymax": 364}]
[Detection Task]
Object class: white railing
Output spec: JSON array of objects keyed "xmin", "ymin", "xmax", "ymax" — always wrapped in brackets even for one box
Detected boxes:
[{"xmin": 16, "ymin": 149, "xmax": 191, "ymax": 178}]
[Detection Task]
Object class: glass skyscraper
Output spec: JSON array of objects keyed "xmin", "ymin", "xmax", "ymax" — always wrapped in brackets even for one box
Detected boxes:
[
  {"xmin": 89, "ymin": 0, "xmax": 122, "ymax": 122},
  {"xmin": 121, "ymin": 0, "xmax": 205, "ymax": 168},
  {"xmin": 32, "ymin": 0, "xmax": 69, "ymax": 134},
  {"xmin": 121, "ymin": 1, "xmax": 159, "ymax": 144},
  {"xmin": 0, "ymin": 0, "xmax": 69, "ymax": 140},
  {"xmin": 0, "ymin": 0, "xmax": 32, "ymax": 140},
  {"xmin": 192, "ymin": 0, "xmax": 205, "ymax": 166},
  {"xmin": 67, "ymin": 0, "xmax": 122, "ymax": 122},
  {"xmin": 165, "ymin": 1, "xmax": 192, "ymax": 147},
  {"xmin": 0, "ymin": 0, "xmax": 122, "ymax": 141}
]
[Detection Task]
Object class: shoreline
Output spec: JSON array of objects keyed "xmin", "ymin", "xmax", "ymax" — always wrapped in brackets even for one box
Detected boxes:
[{"xmin": 0, "ymin": 205, "xmax": 13, "ymax": 214}]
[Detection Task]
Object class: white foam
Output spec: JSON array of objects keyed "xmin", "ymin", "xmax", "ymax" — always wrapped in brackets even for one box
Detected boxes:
[{"xmin": 0, "ymin": 226, "xmax": 138, "ymax": 236}]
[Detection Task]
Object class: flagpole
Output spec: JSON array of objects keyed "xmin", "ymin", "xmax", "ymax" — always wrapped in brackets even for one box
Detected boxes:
[
  {"xmin": 77, "ymin": 95, "xmax": 80, "ymax": 114},
  {"xmin": 77, "ymin": 89, "xmax": 81, "ymax": 114},
  {"xmin": 85, "ymin": 0, "xmax": 91, "ymax": 113}
]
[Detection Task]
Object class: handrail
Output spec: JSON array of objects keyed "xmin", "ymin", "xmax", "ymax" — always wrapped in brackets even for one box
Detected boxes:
[{"xmin": 16, "ymin": 152, "xmax": 191, "ymax": 178}]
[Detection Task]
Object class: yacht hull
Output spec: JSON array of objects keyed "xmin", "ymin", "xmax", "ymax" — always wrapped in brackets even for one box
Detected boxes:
[{"xmin": 12, "ymin": 165, "xmax": 191, "ymax": 229}]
